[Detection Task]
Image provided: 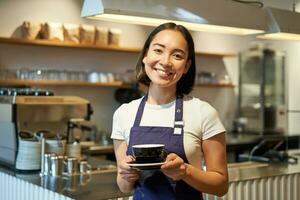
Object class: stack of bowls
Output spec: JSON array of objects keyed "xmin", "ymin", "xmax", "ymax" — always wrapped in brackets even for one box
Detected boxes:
[{"xmin": 16, "ymin": 131, "xmax": 41, "ymax": 170}]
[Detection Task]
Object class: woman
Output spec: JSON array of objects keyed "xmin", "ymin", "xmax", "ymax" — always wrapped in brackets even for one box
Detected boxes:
[{"xmin": 111, "ymin": 22, "xmax": 228, "ymax": 200}]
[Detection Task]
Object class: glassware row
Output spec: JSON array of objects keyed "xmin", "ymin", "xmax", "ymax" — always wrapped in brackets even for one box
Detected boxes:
[{"xmin": 0, "ymin": 68, "xmax": 136, "ymax": 83}]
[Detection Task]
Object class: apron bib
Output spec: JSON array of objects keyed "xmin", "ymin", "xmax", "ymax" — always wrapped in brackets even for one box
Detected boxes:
[{"xmin": 127, "ymin": 95, "xmax": 203, "ymax": 200}]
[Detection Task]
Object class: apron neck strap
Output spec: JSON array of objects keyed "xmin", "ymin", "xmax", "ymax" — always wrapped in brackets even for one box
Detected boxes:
[
  {"xmin": 133, "ymin": 94, "xmax": 184, "ymax": 127},
  {"xmin": 133, "ymin": 94, "xmax": 148, "ymax": 127},
  {"xmin": 174, "ymin": 96, "xmax": 184, "ymax": 135},
  {"xmin": 174, "ymin": 96, "xmax": 183, "ymax": 123}
]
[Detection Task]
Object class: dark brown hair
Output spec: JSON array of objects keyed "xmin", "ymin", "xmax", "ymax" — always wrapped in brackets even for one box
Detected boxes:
[{"xmin": 136, "ymin": 22, "xmax": 196, "ymax": 95}]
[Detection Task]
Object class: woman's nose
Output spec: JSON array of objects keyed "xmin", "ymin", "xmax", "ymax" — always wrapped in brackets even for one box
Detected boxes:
[{"xmin": 160, "ymin": 55, "xmax": 172, "ymax": 67}]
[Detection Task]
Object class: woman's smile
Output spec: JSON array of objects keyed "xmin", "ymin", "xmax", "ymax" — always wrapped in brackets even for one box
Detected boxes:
[{"xmin": 153, "ymin": 67, "xmax": 175, "ymax": 78}]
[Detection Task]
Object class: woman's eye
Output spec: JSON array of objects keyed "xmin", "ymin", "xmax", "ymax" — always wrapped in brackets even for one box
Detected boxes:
[
  {"xmin": 173, "ymin": 53, "xmax": 184, "ymax": 60},
  {"xmin": 153, "ymin": 49, "xmax": 163, "ymax": 54}
]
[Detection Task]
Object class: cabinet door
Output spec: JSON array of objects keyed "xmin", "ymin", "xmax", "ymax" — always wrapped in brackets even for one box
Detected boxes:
[
  {"xmin": 287, "ymin": 45, "xmax": 300, "ymax": 135},
  {"xmin": 288, "ymin": 112, "xmax": 300, "ymax": 135},
  {"xmin": 288, "ymin": 55, "xmax": 300, "ymax": 111}
]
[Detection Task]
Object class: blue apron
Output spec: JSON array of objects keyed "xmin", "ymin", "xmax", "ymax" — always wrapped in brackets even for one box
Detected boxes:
[{"xmin": 127, "ymin": 95, "xmax": 203, "ymax": 200}]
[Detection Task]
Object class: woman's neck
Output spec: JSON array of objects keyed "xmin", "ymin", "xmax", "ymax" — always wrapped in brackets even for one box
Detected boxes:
[{"xmin": 147, "ymin": 85, "xmax": 176, "ymax": 105}]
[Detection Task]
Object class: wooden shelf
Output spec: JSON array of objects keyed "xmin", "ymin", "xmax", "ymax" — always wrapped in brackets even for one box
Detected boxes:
[
  {"xmin": 0, "ymin": 37, "xmax": 236, "ymax": 57},
  {"xmin": 87, "ymin": 145, "xmax": 114, "ymax": 155},
  {"xmin": 0, "ymin": 80, "xmax": 234, "ymax": 88},
  {"xmin": 195, "ymin": 83, "xmax": 235, "ymax": 88},
  {"xmin": 0, "ymin": 79, "xmax": 129, "ymax": 88}
]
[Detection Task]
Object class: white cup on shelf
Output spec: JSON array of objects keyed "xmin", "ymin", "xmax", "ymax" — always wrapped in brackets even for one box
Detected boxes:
[
  {"xmin": 88, "ymin": 72, "xmax": 99, "ymax": 82},
  {"xmin": 98, "ymin": 72, "xmax": 108, "ymax": 83}
]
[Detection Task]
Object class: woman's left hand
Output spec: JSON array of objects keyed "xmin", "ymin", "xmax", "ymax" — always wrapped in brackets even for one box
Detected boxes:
[{"xmin": 161, "ymin": 153, "xmax": 187, "ymax": 181}]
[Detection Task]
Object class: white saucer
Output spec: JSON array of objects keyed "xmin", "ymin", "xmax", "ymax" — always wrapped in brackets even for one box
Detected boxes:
[{"xmin": 128, "ymin": 161, "xmax": 165, "ymax": 170}]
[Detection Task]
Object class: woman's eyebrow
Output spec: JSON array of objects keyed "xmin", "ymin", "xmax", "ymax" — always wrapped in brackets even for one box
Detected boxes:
[
  {"xmin": 152, "ymin": 43, "xmax": 186, "ymax": 55},
  {"xmin": 152, "ymin": 43, "xmax": 165, "ymax": 48}
]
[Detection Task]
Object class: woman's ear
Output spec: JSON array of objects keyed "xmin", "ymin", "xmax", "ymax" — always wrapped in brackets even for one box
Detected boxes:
[
  {"xmin": 184, "ymin": 60, "xmax": 191, "ymax": 74},
  {"xmin": 142, "ymin": 50, "xmax": 148, "ymax": 64}
]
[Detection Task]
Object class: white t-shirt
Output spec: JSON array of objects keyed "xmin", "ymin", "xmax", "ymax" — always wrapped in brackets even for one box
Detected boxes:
[{"xmin": 111, "ymin": 95, "xmax": 226, "ymax": 168}]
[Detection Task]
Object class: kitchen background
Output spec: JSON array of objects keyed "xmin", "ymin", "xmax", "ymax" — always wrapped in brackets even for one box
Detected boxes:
[{"xmin": 0, "ymin": 0, "xmax": 300, "ymax": 136}]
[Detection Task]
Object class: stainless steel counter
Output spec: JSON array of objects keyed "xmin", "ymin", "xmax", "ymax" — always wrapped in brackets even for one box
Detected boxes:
[
  {"xmin": 222, "ymin": 150, "xmax": 300, "ymax": 200},
  {"xmin": 1, "ymin": 150, "xmax": 300, "ymax": 200},
  {"xmin": 228, "ymin": 154, "xmax": 300, "ymax": 182},
  {"xmin": 0, "ymin": 157, "xmax": 128, "ymax": 200}
]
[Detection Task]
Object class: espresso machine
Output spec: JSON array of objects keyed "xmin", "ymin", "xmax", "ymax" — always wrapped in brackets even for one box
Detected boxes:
[{"xmin": 0, "ymin": 94, "xmax": 93, "ymax": 170}]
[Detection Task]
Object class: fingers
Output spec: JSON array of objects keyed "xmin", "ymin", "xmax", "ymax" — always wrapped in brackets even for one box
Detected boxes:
[
  {"xmin": 165, "ymin": 153, "xmax": 178, "ymax": 162},
  {"xmin": 119, "ymin": 162, "xmax": 131, "ymax": 170},
  {"xmin": 161, "ymin": 154, "xmax": 184, "ymax": 169},
  {"xmin": 120, "ymin": 171, "xmax": 140, "ymax": 182},
  {"xmin": 119, "ymin": 155, "xmax": 135, "ymax": 170},
  {"xmin": 118, "ymin": 164, "xmax": 140, "ymax": 183},
  {"xmin": 160, "ymin": 153, "xmax": 187, "ymax": 181},
  {"xmin": 161, "ymin": 165, "xmax": 186, "ymax": 181},
  {"xmin": 119, "ymin": 166, "xmax": 139, "ymax": 175},
  {"xmin": 125, "ymin": 155, "xmax": 135, "ymax": 163},
  {"xmin": 126, "ymin": 176, "xmax": 139, "ymax": 182}
]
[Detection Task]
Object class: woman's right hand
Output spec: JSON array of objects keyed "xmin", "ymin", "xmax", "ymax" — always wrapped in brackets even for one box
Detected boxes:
[{"xmin": 118, "ymin": 155, "xmax": 140, "ymax": 183}]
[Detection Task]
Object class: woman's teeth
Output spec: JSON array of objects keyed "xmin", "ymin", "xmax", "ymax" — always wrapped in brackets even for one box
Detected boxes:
[{"xmin": 155, "ymin": 68, "xmax": 173, "ymax": 76}]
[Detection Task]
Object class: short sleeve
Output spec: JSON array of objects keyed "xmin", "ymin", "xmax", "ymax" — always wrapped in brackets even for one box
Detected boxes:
[
  {"xmin": 201, "ymin": 103, "xmax": 226, "ymax": 140},
  {"xmin": 111, "ymin": 105, "xmax": 126, "ymax": 140}
]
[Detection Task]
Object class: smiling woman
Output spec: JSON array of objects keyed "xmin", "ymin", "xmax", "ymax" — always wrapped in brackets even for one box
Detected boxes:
[
  {"xmin": 136, "ymin": 23, "xmax": 196, "ymax": 97},
  {"xmin": 142, "ymin": 29, "xmax": 190, "ymax": 92},
  {"xmin": 111, "ymin": 22, "xmax": 228, "ymax": 200}
]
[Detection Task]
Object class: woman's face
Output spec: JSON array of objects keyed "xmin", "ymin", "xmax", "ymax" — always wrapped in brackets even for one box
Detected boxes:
[{"xmin": 143, "ymin": 29, "xmax": 190, "ymax": 90}]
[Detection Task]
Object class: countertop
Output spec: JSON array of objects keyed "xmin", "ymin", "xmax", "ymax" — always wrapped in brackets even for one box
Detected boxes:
[
  {"xmin": 1, "ymin": 150, "xmax": 300, "ymax": 200},
  {"xmin": 83, "ymin": 133, "xmax": 263, "ymax": 155},
  {"xmin": 0, "ymin": 157, "xmax": 127, "ymax": 200},
  {"xmin": 85, "ymin": 133, "xmax": 299, "ymax": 155},
  {"xmin": 228, "ymin": 149, "xmax": 300, "ymax": 181}
]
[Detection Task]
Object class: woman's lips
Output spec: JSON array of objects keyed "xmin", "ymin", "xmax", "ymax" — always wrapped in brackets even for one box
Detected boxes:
[{"xmin": 154, "ymin": 68, "xmax": 174, "ymax": 77}]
